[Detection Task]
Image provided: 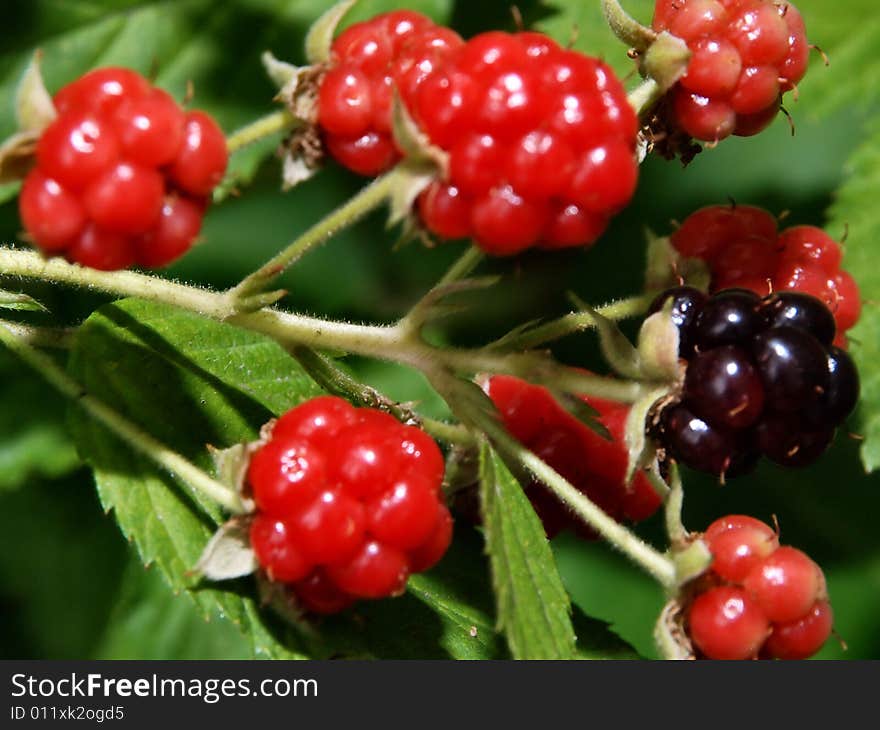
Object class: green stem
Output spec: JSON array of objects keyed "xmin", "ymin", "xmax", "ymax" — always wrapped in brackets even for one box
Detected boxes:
[
  {"xmin": 663, "ymin": 463, "xmax": 687, "ymax": 545},
  {"xmin": 601, "ymin": 0, "xmax": 657, "ymax": 51},
  {"xmin": 226, "ymin": 110, "xmax": 299, "ymax": 154},
  {"xmin": 628, "ymin": 78, "xmax": 664, "ymax": 118},
  {"xmin": 436, "ymin": 245, "xmax": 485, "ymax": 287},
  {"xmin": 228, "ymin": 167, "xmax": 402, "ymax": 306},
  {"xmin": 496, "ymin": 294, "xmax": 652, "ymax": 351},
  {"xmin": 0, "ymin": 248, "xmax": 641, "ymax": 404},
  {"xmin": 444, "ymin": 371, "xmax": 675, "ymax": 587},
  {"xmin": 0, "ymin": 319, "xmax": 74, "ymax": 349},
  {"xmin": 0, "ymin": 322, "xmax": 244, "ymax": 514}
]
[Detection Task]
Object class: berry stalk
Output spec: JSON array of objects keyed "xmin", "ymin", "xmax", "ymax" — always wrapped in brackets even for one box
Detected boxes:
[
  {"xmin": 0, "ymin": 318, "xmax": 74, "ymax": 349},
  {"xmin": 228, "ymin": 166, "xmax": 404, "ymax": 309},
  {"xmin": 226, "ymin": 109, "xmax": 300, "ymax": 154},
  {"xmin": 601, "ymin": 0, "xmax": 657, "ymax": 51},
  {"xmin": 0, "ymin": 321, "xmax": 245, "ymax": 514}
]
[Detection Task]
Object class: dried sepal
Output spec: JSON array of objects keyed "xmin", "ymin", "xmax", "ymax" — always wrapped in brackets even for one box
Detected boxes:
[
  {"xmin": 304, "ymin": 0, "xmax": 359, "ymax": 65},
  {"xmin": 193, "ymin": 516, "xmax": 258, "ymax": 581}
]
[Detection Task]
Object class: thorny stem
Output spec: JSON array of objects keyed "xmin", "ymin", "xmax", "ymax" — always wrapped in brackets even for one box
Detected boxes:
[
  {"xmin": 0, "ymin": 248, "xmax": 642, "ymax": 404},
  {"xmin": 226, "ymin": 110, "xmax": 299, "ymax": 154},
  {"xmin": 0, "ymin": 319, "xmax": 74, "ymax": 349},
  {"xmin": 0, "ymin": 322, "xmax": 244, "ymax": 515},
  {"xmin": 441, "ymin": 369, "xmax": 676, "ymax": 588},
  {"xmin": 228, "ymin": 167, "xmax": 403, "ymax": 307}
]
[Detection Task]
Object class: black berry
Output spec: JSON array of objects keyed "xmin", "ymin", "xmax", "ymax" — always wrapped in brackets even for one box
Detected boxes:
[
  {"xmin": 806, "ymin": 346, "xmax": 860, "ymax": 426},
  {"xmin": 756, "ymin": 414, "xmax": 835, "ymax": 468},
  {"xmin": 760, "ymin": 292, "xmax": 836, "ymax": 347},
  {"xmin": 752, "ymin": 326, "xmax": 829, "ymax": 413},
  {"xmin": 694, "ymin": 289, "xmax": 762, "ymax": 349},
  {"xmin": 684, "ymin": 345, "xmax": 765, "ymax": 429},
  {"xmin": 648, "ymin": 285, "xmax": 707, "ymax": 357}
]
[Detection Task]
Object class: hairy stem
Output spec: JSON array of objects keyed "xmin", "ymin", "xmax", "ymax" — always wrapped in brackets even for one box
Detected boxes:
[
  {"xmin": 0, "ymin": 248, "xmax": 642, "ymax": 403},
  {"xmin": 226, "ymin": 110, "xmax": 299, "ymax": 154},
  {"xmin": 601, "ymin": 0, "xmax": 657, "ymax": 51},
  {"xmin": 628, "ymin": 78, "xmax": 664, "ymax": 118},
  {"xmin": 0, "ymin": 322, "xmax": 244, "ymax": 514},
  {"xmin": 229, "ymin": 167, "xmax": 402, "ymax": 305}
]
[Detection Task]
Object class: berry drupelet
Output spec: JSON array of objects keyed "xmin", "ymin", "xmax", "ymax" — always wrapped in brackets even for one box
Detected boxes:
[{"xmin": 650, "ymin": 287, "xmax": 859, "ymax": 477}]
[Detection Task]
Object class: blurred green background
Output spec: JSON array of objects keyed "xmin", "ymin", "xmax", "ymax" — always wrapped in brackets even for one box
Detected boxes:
[{"xmin": 0, "ymin": 0, "xmax": 877, "ymax": 659}]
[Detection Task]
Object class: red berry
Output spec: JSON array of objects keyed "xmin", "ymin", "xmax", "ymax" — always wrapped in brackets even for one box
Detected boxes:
[
  {"xmin": 417, "ymin": 183, "xmax": 472, "ymax": 239},
  {"xmin": 831, "ymin": 271, "xmax": 861, "ymax": 332},
  {"xmin": 777, "ymin": 225, "xmax": 842, "ymax": 273},
  {"xmin": 68, "ymin": 224, "xmax": 136, "ymax": 270},
  {"xmin": 167, "ymin": 111, "xmax": 228, "ymax": 196},
  {"xmin": 408, "ymin": 504, "xmax": 454, "ymax": 572},
  {"xmin": 293, "ymin": 489, "xmax": 366, "ymax": 565},
  {"xmin": 83, "ymin": 162, "xmax": 165, "ymax": 234},
  {"xmin": 293, "ymin": 569, "xmax": 354, "ymax": 615},
  {"xmin": 324, "ymin": 132, "xmax": 399, "ymax": 176},
  {"xmin": 743, "ymin": 546, "xmax": 824, "ymax": 623},
  {"xmin": 18, "ymin": 170, "xmax": 86, "ymax": 251},
  {"xmin": 393, "ymin": 425, "xmax": 445, "ymax": 491},
  {"xmin": 568, "ymin": 143, "xmax": 638, "ymax": 214},
  {"xmin": 470, "ymin": 185, "xmax": 549, "ymax": 255},
  {"xmin": 706, "ymin": 519, "xmax": 779, "ymax": 582},
  {"xmin": 317, "ymin": 67, "xmax": 374, "ymax": 137},
  {"xmin": 688, "ymin": 585, "xmax": 770, "ymax": 660},
  {"xmin": 449, "ymin": 133, "xmax": 503, "ymax": 195},
  {"xmin": 326, "ymin": 540, "xmax": 410, "ymax": 598},
  {"xmin": 248, "ymin": 438, "xmax": 326, "ymax": 517},
  {"xmin": 507, "ymin": 130, "xmax": 575, "ymax": 199},
  {"xmin": 655, "ymin": 0, "xmax": 809, "ymax": 141},
  {"xmin": 367, "ymin": 475, "xmax": 441, "ymax": 550},
  {"xmin": 53, "ymin": 67, "xmax": 150, "ymax": 116},
  {"xmin": 271, "ymin": 395, "xmax": 358, "ymax": 450},
  {"xmin": 541, "ymin": 203, "xmax": 608, "ymax": 250},
  {"xmin": 134, "ymin": 195, "xmax": 204, "ymax": 268},
  {"xmin": 37, "ymin": 112, "xmax": 120, "ymax": 191},
  {"xmin": 250, "ymin": 515, "xmax": 312, "ymax": 583},
  {"xmin": 764, "ymin": 600, "xmax": 833, "ymax": 659},
  {"xmin": 329, "ymin": 423, "xmax": 405, "ymax": 499},
  {"xmin": 112, "ymin": 88, "xmax": 186, "ymax": 167}
]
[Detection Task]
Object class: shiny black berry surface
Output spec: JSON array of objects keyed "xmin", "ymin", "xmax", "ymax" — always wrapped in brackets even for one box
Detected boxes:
[
  {"xmin": 693, "ymin": 289, "xmax": 763, "ymax": 349},
  {"xmin": 760, "ymin": 292, "xmax": 836, "ymax": 347},
  {"xmin": 648, "ymin": 286, "xmax": 707, "ymax": 357},
  {"xmin": 649, "ymin": 286, "xmax": 859, "ymax": 478}
]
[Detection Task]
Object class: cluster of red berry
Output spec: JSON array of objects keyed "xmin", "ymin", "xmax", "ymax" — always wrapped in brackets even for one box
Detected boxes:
[
  {"xmin": 19, "ymin": 67, "xmax": 228, "ymax": 270},
  {"xmin": 317, "ymin": 11, "xmax": 640, "ymax": 255},
  {"xmin": 247, "ymin": 396, "xmax": 452, "ymax": 614},
  {"xmin": 688, "ymin": 515, "xmax": 832, "ymax": 659},
  {"xmin": 670, "ymin": 204, "xmax": 860, "ymax": 345},
  {"xmin": 484, "ymin": 375, "xmax": 662, "ymax": 537},
  {"xmin": 651, "ymin": 287, "xmax": 859, "ymax": 476},
  {"xmin": 653, "ymin": 0, "xmax": 809, "ymax": 141}
]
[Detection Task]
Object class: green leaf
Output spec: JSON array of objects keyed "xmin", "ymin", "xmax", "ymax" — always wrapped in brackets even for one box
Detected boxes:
[
  {"xmin": 478, "ymin": 442, "xmax": 577, "ymax": 659},
  {"xmin": 67, "ymin": 297, "xmax": 324, "ymax": 658},
  {"xmin": 0, "ymin": 350, "xmax": 79, "ymax": 491},
  {"xmin": 826, "ymin": 118, "xmax": 880, "ymax": 471},
  {"xmin": 66, "ymin": 298, "xmax": 509, "ymax": 658}
]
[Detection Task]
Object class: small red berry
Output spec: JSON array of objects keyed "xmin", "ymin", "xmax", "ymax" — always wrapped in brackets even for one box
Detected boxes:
[
  {"xmin": 763, "ymin": 600, "xmax": 833, "ymax": 660},
  {"xmin": 37, "ymin": 112, "xmax": 120, "ymax": 191},
  {"xmin": 133, "ymin": 195, "xmax": 205, "ymax": 268},
  {"xmin": 53, "ymin": 67, "xmax": 151, "ymax": 116},
  {"xmin": 293, "ymin": 489, "xmax": 366, "ymax": 565},
  {"xmin": 326, "ymin": 540, "xmax": 410, "ymax": 598},
  {"xmin": 82, "ymin": 162, "xmax": 165, "ymax": 234},
  {"xmin": 408, "ymin": 505, "xmax": 454, "ymax": 572},
  {"xmin": 688, "ymin": 585, "xmax": 770, "ymax": 660},
  {"xmin": 293, "ymin": 570, "xmax": 354, "ymax": 615},
  {"xmin": 248, "ymin": 438, "xmax": 326, "ymax": 516},
  {"xmin": 18, "ymin": 170, "xmax": 86, "ymax": 251},
  {"xmin": 367, "ymin": 475, "xmax": 441, "ymax": 550},
  {"xmin": 68, "ymin": 224, "xmax": 136, "ymax": 271},
  {"xmin": 112, "ymin": 88, "xmax": 186, "ymax": 167},
  {"xmin": 706, "ymin": 520, "xmax": 779, "ymax": 582},
  {"xmin": 250, "ymin": 515, "xmax": 312, "ymax": 583},
  {"xmin": 743, "ymin": 546, "xmax": 824, "ymax": 623},
  {"xmin": 166, "ymin": 111, "xmax": 229, "ymax": 196}
]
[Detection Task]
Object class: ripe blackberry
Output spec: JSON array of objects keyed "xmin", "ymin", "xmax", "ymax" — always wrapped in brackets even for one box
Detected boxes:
[
  {"xmin": 652, "ymin": 287, "xmax": 857, "ymax": 477},
  {"xmin": 248, "ymin": 396, "xmax": 452, "ymax": 613},
  {"xmin": 484, "ymin": 375, "xmax": 662, "ymax": 538},
  {"xmin": 19, "ymin": 67, "xmax": 225, "ymax": 270},
  {"xmin": 652, "ymin": 0, "xmax": 810, "ymax": 142},
  {"xmin": 667, "ymin": 205, "xmax": 860, "ymax": 343},
  {"xmin": 686, "ymin": 515, "xmax": 832, "ymax": 660}
]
